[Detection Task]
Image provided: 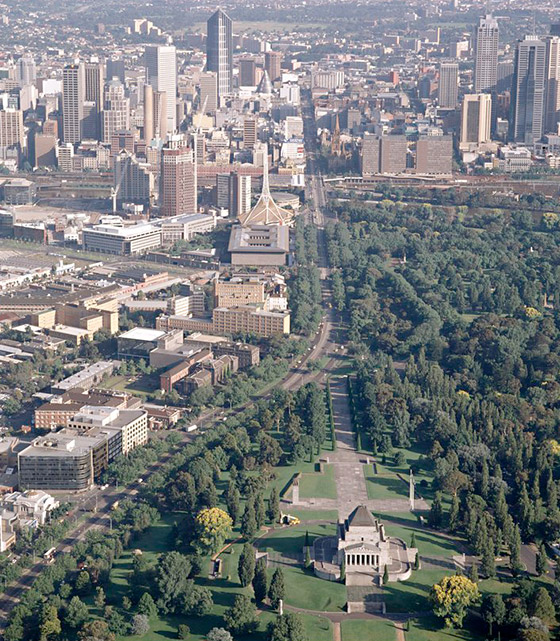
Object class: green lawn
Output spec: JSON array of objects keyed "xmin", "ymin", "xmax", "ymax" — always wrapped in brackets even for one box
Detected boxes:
[
  {"xmin": 384, "ymin": 570, "xmax": 450, "ymax": 614},
  {"xmin": 342, "ymin": 619, "xmax": 397, "ymax": 641},
  {"xmin": 271, "ymin": 453, "xmax": 335, "ymax": 499},
  {"xmin": 257, "ymin": 523, "xmax": 335, "ymax": 557},
  {"xmin": 285, "ymin": 509, "xmax": 339, "ymax": 522},
  {"xmin": 376, "ymin": 512, "xmax": 466, "ymax": 557},
  {"xmin": 405, "ymin": 615, "xmax": 482, "ymax": 641},
  {"xmin": 364, "ymin": 466, "xmax": 408, "ymax": 501},
  {"xmin": 300, "ymin": 613, "xmax": 334, "ymax": 641},
  {"xmin": 275, "ymin": 565, "xmax": 347, "ymax": 612},
  {"xmin": 299, "ymin": 464, "xmax": 337, "ymax": 499},
  {"xmin": 101, "ymin": 373, "xmax": 160, "ymax": 400}
]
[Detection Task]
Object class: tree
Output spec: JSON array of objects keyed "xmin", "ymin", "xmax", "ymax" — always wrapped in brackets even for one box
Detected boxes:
[
  {"xmin": 177, "ymin": 625, "xmax": 190, "ymax": 640},
  {"xmin": 481, "ymin": 594, "xmax": 506, "ymax": 637},
  {"xmin": 39, "ymin": 604, "xmax": 61, "ymax": 641},
  {"xmin": 75, "ymin": 570, "xmax": 91, "ymax": 595},
  {"xmin": 154, "ymin": 551, "xmax": 192, "ymax": 614},
  {"xmin": 78, "ymin": 620, "xmax": 115, "ymax": 641},
  {"xmin": 137, "ymin": 592, "xmax": 158, "ymax": 618},
  {"xmin": 226, "ymin": 483, "xmax": 240, "ymax": 525},
  {"xmin": 267, "ymin": 613, "xmax": 307, "ymax": 641},
  {"xmin": 106, "ymin": 609, "xmax": 130, "ymax": 636},
  {"xmin": 481, "ymin": 538, "xmax": 496, "ymax": 579},
  {"xmin": 381, "ymin": 564, "xmax": 388, "ymax": 584},
  {"xmin": 429, "ymin": 492, "xmax": 444, "ymax": 528},
  {"xmin": 183, "ymin": 585, "xmax": 213, "ymax": 617},
  {"xmin": 510, "ymin": 525, "xmax": 523, "ymax": 575},
  {"xmin": 223, "ymin": 595, "xmax": 258, "ymax": 636},
  {"xmin": 536, "ymin": 544, "xmax": 548, "ymax": 577},
  {"xmin": 94, "ymin": 586, "xmax": 106, "ymax": 609},
  {"xmin": 241, "ymin": 501, "xmax": 257, "ymax": 539},
  {"xmin": 429, "ymin": 574, "xmax": 480, "ymax": 628},
  {"xmin": 340, "ymin": 556, "xmax": 346, "ymax": 582},
  {"xmin": 531, "ymin": 587, "xmax": 555, "ymax": 624},
  {"xmin": 253, "ymin": 559, "xmax": 268, "ymax": 604},
  {"xmin": 269, "ymin": 568, "xmax": 285, "ymax": 610},
  {"xmin": 448, "ymin": 494, "xmax": 460, "ymax": 532},
  {"xmin": 195, "ymin": 508, "xmax": 232, "ymax": 555},
  {"xmin": 238, "ymin": 543, "xmax": 256, "ymax": 587},
  {"xmin": 122, "ymin": 596, "xmax": 132, "ymax": 611},
  {"xmin": 268, "ymin": 487, "xmax": 280, "ymax": 524},
  {"xmin": 131, "ymin": 614, "xmax": 150, "ymax": 635},
  {"xmin": 65, "ymin": 596, "xmax": 89, "ymax": 629},
  {"xmin": 206, "ymin": 629, "xmax": 233, "ymax": 641}
]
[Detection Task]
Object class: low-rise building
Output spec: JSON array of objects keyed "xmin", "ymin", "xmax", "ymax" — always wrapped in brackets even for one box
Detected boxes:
[
  {"xmin": 160, "ymin": 213, "xmax": 216, "ymax": 245},
  {"xmin": 0, "ymin": 490, "xmax": 59, "ymax": 526},
  {"xmin": 82, "ymin": 223, "xmax": 162, "ymax": 255},
  {"xmin": 51, "ymin": 361, "xmax": 117, "ymax": 394},
  {"xmin": 228, "ymin": 224, "xmax": 290, "ymax": 267}
]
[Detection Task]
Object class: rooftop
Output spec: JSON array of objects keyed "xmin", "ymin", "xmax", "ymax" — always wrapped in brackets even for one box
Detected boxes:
[{"xmin": 118, "ymin": 328, "xmax": 166, "ymax": 342}]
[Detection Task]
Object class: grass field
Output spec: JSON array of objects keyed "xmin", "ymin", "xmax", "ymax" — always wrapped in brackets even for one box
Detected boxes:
[
  {"xmin": 299, "ymin": 464, "xmax": 337, "ymax": 499},
  {"xmin": 405, "ymin": 615, "xmax": 482, "ymax": 641},
  {"xmin": 101, "ymin": 373, "xmax": 160, "ymax": 401},
  {"xmin": 384, "ymin": 570, "xmax": 450, "ymax": 614},
  {"xmin": 364, "ymin": 466, "xmax": 408, "ymax": 501},
  {"xmin": 341, "ymin": 619, "xmax": 398, "ymax": 641},
  {"xmin": 257, "ymin": 523, "xmax": 335, "ymax": 557},
  {"xmin": 377, "ymin": 512, "xmax": 465, "ymax": 557}
]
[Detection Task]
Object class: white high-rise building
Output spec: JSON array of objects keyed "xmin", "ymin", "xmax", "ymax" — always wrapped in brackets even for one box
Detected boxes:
[
  {"xmin": 16, "ymin": 54, "xmax": 36, "ymax": 87},
  {"xmin": 145, "ymin": 45, "xmax": 177, "ymax": 135},
  {"xmin": 102, "ymin": 78, "xmax": 130, "ymax": 143},
  {"xmin": 460, "ymin": 93, "xmax": 492, "ymax": 151},
  {"xmin": 62, "ymin": 63, "xmax": 85, "ymax": 144},
  {"xmin": 475, "ymin": 14, "xmax": 499, "ymax": 93}
]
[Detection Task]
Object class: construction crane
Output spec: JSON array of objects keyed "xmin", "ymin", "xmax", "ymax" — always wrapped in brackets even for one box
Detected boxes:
[{"xmin": 110, "ymin": 165, "xmax": 127, "ymax": 214}]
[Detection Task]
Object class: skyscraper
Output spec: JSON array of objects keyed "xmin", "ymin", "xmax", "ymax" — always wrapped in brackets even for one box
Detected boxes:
[
  {"xmin": 438, "ymin": 63, "xmax": 459, "ymax": 109},
  {"xmin": 460, "ymin": 94, "xmax": 492, "ymax": 150},
  {"xmin": 199, "ymin": 72, "xmax": 218, "ymax": 113},
  {"xmin": 544, "ymin": 37, "xmax": 560, "ymax": 134},
  {"xmin": 239, "ymin": 58, "xmax": 257, "ymax": 87},
  {"xmin": 265, "ymin": 51, "xmax": 282, "ymax": 82},
  {"xmin": 511, "ymin": 36, "xmax": 547, "ymax": 145},
  {"xmin": 84, "ymin": 61, "xmax": 104, "ymax": 140},
  {"xmin": 103, "ymin": 78, "xmax": 130, "ymax": 143},
  {"xmin": 206, "ymin": 9, "xmax": 233, "ymax": 100},
  {"xmin": 62, "ymin": 63, "xmax": 85, "ymax": 144},
  {"xmin": 145, "ymin": 45, "xmax": 177, "ymax": 135},
  {"xmin": 16, "ymin": 54, "xmax": 36, "ymax": 87},
  {"xmin": 474, "ymin": 14, "xmax": 499, "ymax": 93},
  {"xmin": 160, "ymin": 136, "xmax": 197, "ymax": 216}
]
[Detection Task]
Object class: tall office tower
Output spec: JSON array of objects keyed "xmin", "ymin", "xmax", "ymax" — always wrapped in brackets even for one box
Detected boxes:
[
  {"xmin": 16, "ymin": 54, "xmax": 36, "ymax": 87},
  {"xmin": 160, "ymin": 136, "xmax": 197, "ymax": 216},
  {"xmin": 145, "ymin": 45, "xmax": 177, "ymax": 134},
  {"xmin": 111, "ymin": 130, "xmax": 134, "ymax": 158},
  {"xmin": 114, "ymin": 150, "xmax": 154, "ymax": 206},
  {"xmin": 243, "ymin": 117, "xmax": 257, "ymax": 149},
  {"xmin": 107, "ymin": 58, "xmax": 125, "ymax": 84},
  {"xmin": 0, "ymin": 109, "xmax": 24, "ymax": 149},
  {"xmin": 82, "ymin": 102, "xmax": 98, "ymax": 139},
  {"xmin": 474, "ymin": 14, "xmax": 499, "ymax": 93},
  {"xmin": 239, "ymin": 58, "xmax": 257, "ymax": 86},
  {"xmin": 62, "ymin": 63, "xmax": 85, "ymax": 144},
  {"xmin": 460, "ymin": 93, "xmax": 492, "ymax": 150},
  {"xmin": 265, "ymin": 51, "xmax": 282, "ymax": 82},
  {"xmin": 143, "ymin": 84, "xmax": 154, "ymax": 142},
  {"xmin": 438, "ymin": 63, "xmax": 459, "ymax": 108},
  {"xmin": 497, "ymin": 61, "xmax": 514, "ymax": 93},
  {"xmin": 416, "ymin": 136, "xmax": 453, "ymax": 174},
  {"xmin": 380, "ymin": 135, "xmax": 407, "ymax": 174},
  {"xmin": 200, "ymin": 72, "xmax": 218, "ymax": 113},
  {"xmin": 544, "ymin": 37, "xmax": 560, "ymax": 134},
  {"xmin": 84, "ymin": 61, "xmax": 104, "ymax": 140},
  {"xmin": 361, "ymin": 134, "xmax": 407, "ymax": 175},
  {"xmin": 103, "ymin": 78, "xmax": 130, "ymax": 143},
  {"xmin": 216, "ymin": 173, "xmax": 230, "ymax": 209},
  {"xmin": 511, "ymin": 36, "xmax": 547, "ymax": 145},
  {"xmin": 34, "ymin": 133, "xmax": 57, "ymax": 168},
  {"xmin": 231, "ymin": 173, "xmax": 251, "ymax": 218},
  {"xmin": 206, "ymin": 8, "xmax": 233, "ymax": 100},
  {"xmin": 362, "ymin": 133, "xmax": 380, "ymax": 176}
]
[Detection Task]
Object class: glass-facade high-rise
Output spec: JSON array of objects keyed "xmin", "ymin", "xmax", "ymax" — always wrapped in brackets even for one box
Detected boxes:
[{"xmin": 206, "ymin": 8, "xmax": 233, "ymax": 100}]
